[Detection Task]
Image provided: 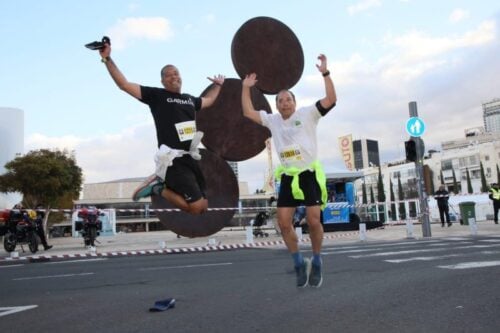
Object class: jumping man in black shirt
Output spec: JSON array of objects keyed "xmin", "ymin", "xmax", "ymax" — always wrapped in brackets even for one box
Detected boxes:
[{"xmin": 98, "ymin": 43, "xmax": 224, "ymax": 215}]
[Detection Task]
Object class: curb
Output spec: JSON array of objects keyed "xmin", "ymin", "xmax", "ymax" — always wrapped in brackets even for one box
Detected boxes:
[{"xmin": 0, "ymin": 231, "xmax": 361, "ymax": 264}]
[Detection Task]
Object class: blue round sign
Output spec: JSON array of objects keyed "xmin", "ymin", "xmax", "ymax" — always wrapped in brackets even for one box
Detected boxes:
[{"xmin": 406, "ymin": 117, "xmax": 426, "ymax": 137}]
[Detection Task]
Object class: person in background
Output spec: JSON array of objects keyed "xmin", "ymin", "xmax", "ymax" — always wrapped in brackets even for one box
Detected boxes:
[
  {"xmin": 434, "ymin": 184, "xmax": 451, "ymax": 227},
  {"xmin": 488, "ymin": 183, "xmax": 500, "ymax": 224},
  {"xmin": 35, "ymin": 204, "xmax": 52, "ymax": 250}
]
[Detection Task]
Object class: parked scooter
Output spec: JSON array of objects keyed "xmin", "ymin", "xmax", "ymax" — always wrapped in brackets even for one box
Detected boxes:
[
  {"xmin": 1, "ymin": 209, "xmax": 39, "ymax": 253},
  {"xmin": 76, "ymin": 208, "xmax": 103, "ymax": 248}
]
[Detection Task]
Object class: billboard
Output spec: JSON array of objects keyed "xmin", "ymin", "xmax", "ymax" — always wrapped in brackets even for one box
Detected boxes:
[{"xmin": 338, "ymin": 134, "xmax": 354, "ymax": 170}]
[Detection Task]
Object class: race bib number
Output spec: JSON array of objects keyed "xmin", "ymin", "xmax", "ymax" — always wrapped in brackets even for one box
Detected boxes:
[
  {"xmin": 175, "ymin": 121, "xmax": 196, "ymax": 142},
  {"xmin": 279, "ymin": 144, "xmax": 303, "ymax": 163}
]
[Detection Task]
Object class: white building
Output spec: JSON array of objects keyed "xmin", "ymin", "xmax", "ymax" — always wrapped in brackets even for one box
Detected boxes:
[
  {"xmin": 355, "ymin": 129, "xmax": 500, "ymax": 222},
  {"xmin": 483, "ymin": 98, "xmax": 500, "ymax": 133},
  {"xmin": 0, "ymin": 107, "xmax": 24, "ymax": 209}
]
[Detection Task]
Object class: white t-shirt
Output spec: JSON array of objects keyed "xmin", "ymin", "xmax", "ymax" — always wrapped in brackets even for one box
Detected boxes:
[{"xmin": 259, "ymin": 104, "xmax": 321, "ymax": 170}]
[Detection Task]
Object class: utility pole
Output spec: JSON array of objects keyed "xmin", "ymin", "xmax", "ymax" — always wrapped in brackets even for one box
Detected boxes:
[{"xmin": 408, "ymin": 101, "xmax": 431, "ymax": 237}]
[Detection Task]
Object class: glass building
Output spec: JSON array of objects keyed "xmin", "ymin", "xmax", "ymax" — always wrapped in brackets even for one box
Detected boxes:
[{"xmin": 353, "ymin": 139, "xmax": 380, "ymax": 169}]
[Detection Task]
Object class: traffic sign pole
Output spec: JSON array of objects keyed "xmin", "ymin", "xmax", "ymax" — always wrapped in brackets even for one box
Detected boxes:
[{"xmin": 409, "ymin": 101, "xmax": 431, "ymax": 237}]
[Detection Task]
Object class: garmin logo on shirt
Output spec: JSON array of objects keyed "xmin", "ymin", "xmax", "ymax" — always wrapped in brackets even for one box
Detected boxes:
[{"xmin": 166, "ymin": 97, "xmax": 195, "ymax": 107}]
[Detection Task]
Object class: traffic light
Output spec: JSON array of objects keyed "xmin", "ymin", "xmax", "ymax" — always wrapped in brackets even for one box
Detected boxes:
[{"xmin": 405, "ymin": 140, "xmax": 417, "ymax": 162}]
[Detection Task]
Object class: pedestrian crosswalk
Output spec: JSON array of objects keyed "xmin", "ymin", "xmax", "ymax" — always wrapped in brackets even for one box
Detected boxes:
[{"xmin": 322, "ymin": 236, "xmax": 500, "ymax": 270}]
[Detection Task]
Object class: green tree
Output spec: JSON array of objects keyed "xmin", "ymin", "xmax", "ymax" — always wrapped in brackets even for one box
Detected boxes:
[
  {"xmin": 480, "ymin": 162, "xmax": 488, "ymax": 193},
  {"xmin": 452, "ymin": 169, "xmax": 459, "ymax": 194},
  {"xmin": 389, "ymin": 178, "xmax": 396, "ymax": 221},
  {"xmin": 466, "ymin": 168, "xmax": 473, "ymax": 194},
  {"xmin": 369, "ymin": 185, "xmax": 375, "ymax": 204},
  {"xmin": 0, "ymin": 149, "xmax": 83, "ymax": 230},
  {"xmin": 398, "ymin": 174, "xmax": 406, "ymax": 220},
  {"xmin": 497, "ymin": 164, "xmax": 500, "ymax": 184},
  {"xmin": 429, "ymin": 170, "xmax": 436, "ymax": 194},
  {"xmin": 377, "ymin": 166, "xmax": 386, "ymax": 202},
  {"xmin": 361, "ymin": 182, "xmax": 367, "ymax": 205},
  {"xmin": 376, "ymin": 167, "xmax": 386, "ymax": 223}
]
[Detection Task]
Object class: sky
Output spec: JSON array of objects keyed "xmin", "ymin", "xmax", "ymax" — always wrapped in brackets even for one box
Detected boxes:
[{"xmin": 1, "ymin": 0, "xmax": 499, "ymax": 193}]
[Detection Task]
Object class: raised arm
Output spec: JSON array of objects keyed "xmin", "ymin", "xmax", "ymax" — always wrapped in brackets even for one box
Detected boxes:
[
  {"xmin": 241, "ymin": 73, "xmax": 262, "ymax": 125},
  {"xmin": 99, "ymin": 43, "xmax": 142, "ymax": 100},
  {"xmin": 201, "ymin": 75, "xmax": 225, "ymax": 109},
  {"xmin": 316, "ymin": 54, "xmax": 337, "ymax": 111}
]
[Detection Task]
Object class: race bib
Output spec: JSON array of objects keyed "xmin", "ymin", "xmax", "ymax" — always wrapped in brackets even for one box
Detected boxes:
[
  {"xmin": 279, "ymin": 144, "xmax": 303, "ymax": 163},
  {"xmin": 175, "ymin": 121, "xmax": 196, "ymax": 142}
]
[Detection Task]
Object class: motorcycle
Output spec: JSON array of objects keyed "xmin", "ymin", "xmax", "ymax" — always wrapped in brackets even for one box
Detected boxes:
[
  {"xmin": 1, "ymin": 209, "xmax": 39, "ymax": 253},
  {"xmin": 76, "ymin": 208, "xmax": 103, "ymax": 247}
]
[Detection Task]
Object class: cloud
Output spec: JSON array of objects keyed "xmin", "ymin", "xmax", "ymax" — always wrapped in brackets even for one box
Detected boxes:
[
  {"xmin": 449, "ymin": 8, "xmax": 470, "ymax": 23},
  {"xmin": 380, "ymin": 20, "xmax": 496, "ymax": 81},
  {"xmin": 203, "ymin": 13, "xmax": 216, "ymax": 24},
  {"xmin": 26, "ymin": 124, "xmax": 157, "ymax": 184},
  {"xmin": 106, "ymin": 17, "xmax": 174, "ymax": 50},
  {"xmin": 347, "ymin": 0, "xmax": 382, "ymax": 15}
]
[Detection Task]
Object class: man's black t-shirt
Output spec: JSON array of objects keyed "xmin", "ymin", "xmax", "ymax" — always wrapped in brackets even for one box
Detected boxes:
[{"xmin": 140, "ymin": 86, "xmax": 202, "ymax": 151}]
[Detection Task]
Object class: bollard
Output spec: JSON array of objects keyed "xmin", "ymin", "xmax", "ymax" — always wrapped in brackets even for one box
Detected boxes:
[
  {"xmin": 468, "ymin": 218, "xmax": 478, "ymax": 236},
  {"xmin": 245, "ymin": 226, "xmax": 254, "ymax": 244},
  {"xmin": 10, "ymin": 251, "xmax": 19, "ymax": 259},
  {"xmin": 158, "ymin": 241, "xmax": 166, "ymax": 249},
  {"xmin": 406, "ymin": 220, "xmax": 415, "ymax": 239},
  {"xmin": 359, "ymin": 223, "xmax": 366, "ymax": 241},
  {"xmin": 208, "ymin": 238, "xmax": 217, "ymax": 246},
  {"xmin": 295, "ymin": 227, "xmax": 303, "ymax": 243}
]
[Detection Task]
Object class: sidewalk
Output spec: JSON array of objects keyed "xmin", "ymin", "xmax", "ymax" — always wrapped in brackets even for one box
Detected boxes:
[{"xmin": 1, "ymin": 221, "xmax": 499, "ymax": 263}]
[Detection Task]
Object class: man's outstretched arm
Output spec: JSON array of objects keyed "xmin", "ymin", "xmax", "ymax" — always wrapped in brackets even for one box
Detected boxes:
[
  {"xmin": 99, "ymin": 43, "xmax": 141, "ymax": 100},
  {"xmin": 241, "ymin": 73, "xmax": 262, "ymax": 125},
  {"xmin": 316, "ymin": 54, "xmax": 337, "ymax": 113}
]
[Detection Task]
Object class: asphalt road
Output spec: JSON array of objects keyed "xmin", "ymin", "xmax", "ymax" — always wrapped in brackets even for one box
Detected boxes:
[{"xmin": 1, "ymin": 235, "xmax": 500, "ymax": 333}]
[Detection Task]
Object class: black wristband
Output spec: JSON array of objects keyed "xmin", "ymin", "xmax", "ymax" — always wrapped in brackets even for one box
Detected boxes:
[{"xmin": 322, "ymin": 70, "xmax": 330, "ymax": 77}]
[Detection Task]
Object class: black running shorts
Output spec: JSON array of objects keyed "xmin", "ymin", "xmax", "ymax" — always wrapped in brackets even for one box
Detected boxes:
[
  {"xmin": 277, "ymin": 170, "xmax": 323, "ymax": 207},
  {"xmin": 165, "ymin": 155, "xmax": 206, "ymax": 203}
]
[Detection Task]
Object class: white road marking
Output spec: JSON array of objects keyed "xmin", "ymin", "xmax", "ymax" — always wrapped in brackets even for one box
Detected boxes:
[
  {"xmin": 438, "ymin": 261, "xmax": 500, "ymax": 269},
  {"xmin": 323, "ymin": 240, "xmax": 441, "ymax": 251},
  {"xmin": 0, "ymin": 264, "xmax": 24, "ymax": 268},
  {"xmin": 46, "ymin": 258, "xmax": 108, "ymax": 264},
  {"xmin": 350, "ymin": 243, "xmax": 500, "ymax": 258},
  {"xmin": 0, "ymin": 305, "xmax": 38, "ymax": 317},
  {"xmin": 13, "ymin": 272, "xmax": 94, "ymax": 281},
  {"xmin": 139, "ymin": 262, "xmax": 233, "ymax": 271},
  {"xmin": 385, "ymin": 253, "xmax": 463, "ymax": 263},
  {"xmin": 350, "ymin": 248, "xmax": 446, "ymax": 258},
  {"xmin": 385, "ymin": 250, "xmax": 500, "ymax": 263}
]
